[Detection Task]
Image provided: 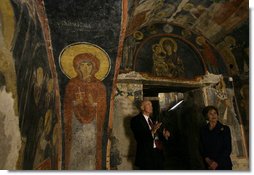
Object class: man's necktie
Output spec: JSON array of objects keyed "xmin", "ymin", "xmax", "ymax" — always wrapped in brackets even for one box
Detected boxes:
[{"xmin": 148, "ymin": 118, "xmax": 154, "ymax": 128}]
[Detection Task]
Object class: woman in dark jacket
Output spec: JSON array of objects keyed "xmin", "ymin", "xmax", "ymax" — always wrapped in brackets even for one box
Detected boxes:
[{"xmin": 200, "ymin": 106, "xmax": 233, "ymax": 170}]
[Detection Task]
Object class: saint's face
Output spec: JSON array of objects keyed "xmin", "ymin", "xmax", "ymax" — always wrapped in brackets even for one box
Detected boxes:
[
  {"xmin": 164, "ymin": 44, "xmax": 172, "ymax": 56},
  {"xmin": 79, "ymin": 61, "xmax": 93, "ymax": 78}
]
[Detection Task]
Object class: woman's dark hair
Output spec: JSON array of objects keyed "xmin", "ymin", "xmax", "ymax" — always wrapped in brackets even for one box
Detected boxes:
[{"xmin": 202, "ymin": 105, "xmax": 219, "ymax": 118}]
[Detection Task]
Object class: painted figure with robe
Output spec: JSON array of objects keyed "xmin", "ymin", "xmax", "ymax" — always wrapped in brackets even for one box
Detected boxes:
[{"xmin": 63, "ymin": 53, "xmax": 107, "ymax": 170}]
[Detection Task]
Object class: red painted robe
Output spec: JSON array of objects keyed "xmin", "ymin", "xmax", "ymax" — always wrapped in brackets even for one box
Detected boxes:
[{"xmin": 64, "ymin": 76, "xmax": 106, "ymax": 169}]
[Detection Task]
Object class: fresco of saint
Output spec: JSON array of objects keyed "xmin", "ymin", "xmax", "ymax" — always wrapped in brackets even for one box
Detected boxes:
[{"xmin": 63, "ymin": 53, "xmax": 107, "ymax": 170}]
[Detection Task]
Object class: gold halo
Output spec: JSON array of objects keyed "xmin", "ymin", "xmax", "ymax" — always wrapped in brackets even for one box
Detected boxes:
[
  {"xmin": 147, "ymin": 25, "xmax": 157, "ymax": 34},
  {"xmin": 224, "ymin": 36, "xmax": 236, "ymax": 46},
  {"xmin": 59, "ymin": 42, "xmax": 111, "ymax": 80},
  {"xmin": 159, "ymin": 37, "xmax": 178, "ymax": 52},
  {"xmin": 163, "ymin": 24, "xmax": 173, "ymax": 33},
  {"xmin": 196, "ymin": 36, "xmax": 206, "ymax": 46},
  {"xmin": 133, "ymin": 31, "xmax": 144, "ymax": 40},
  {"xmin": 183, "ymin": 3, "xmax": 194, "ymax": 11}
]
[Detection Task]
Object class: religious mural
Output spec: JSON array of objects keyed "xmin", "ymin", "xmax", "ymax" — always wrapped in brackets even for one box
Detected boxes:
[
  {"xmin": 151, "ymin": 37, "xmax": 185, "ymax": 77},
  {"xmin": 122, "ymin": 22, "xmax": 228, "ymax": 78},
  {"xmin": 59, "ymin": 43, "xmax": 110, "ymax": 169},
  {"xmin": 44, "ymin": 0, "xmax": 122, "ymax": 169},
  {"xmin": 1, "ymin": 0, "xmax": 62, "ymax": 170},
  {"xmin": 127, "ymin": 0, "xmax": 248, "ymax": 42},
  {"xmin": 0, "ymin": 0, "xmax": 249, "ymax": 171},
  {"xmin": 134, "ymin": 34, "xmax": 204, "ymax": 78},
  {"xmin": 0, "ymin": 0, "xmax": 21, "ymax": 169}
]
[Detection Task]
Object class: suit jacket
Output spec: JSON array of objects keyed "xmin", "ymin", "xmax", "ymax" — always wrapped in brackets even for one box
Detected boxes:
[{"xmin": 131, "ymin": 112, "xmax": 155, "ymax": 168}]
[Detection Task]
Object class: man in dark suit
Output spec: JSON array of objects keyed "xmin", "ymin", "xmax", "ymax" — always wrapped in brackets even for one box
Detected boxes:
[{"xmin": 131, "ymin": 100, "xmax": 170, "ymax": 170}]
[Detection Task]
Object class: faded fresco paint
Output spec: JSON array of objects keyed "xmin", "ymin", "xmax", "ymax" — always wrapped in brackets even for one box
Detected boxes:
[{"xmin": 59, "ymin": 43, "xmax": 110, "ymax": 169}]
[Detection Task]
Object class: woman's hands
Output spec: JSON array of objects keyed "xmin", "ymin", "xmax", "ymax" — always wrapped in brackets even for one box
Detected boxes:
[{"xmin": 205, "ymin": 157, "xmax": 218, "ymax": 170}]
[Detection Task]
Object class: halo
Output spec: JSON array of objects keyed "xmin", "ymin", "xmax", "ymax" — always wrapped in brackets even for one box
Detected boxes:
[
  {"xmin": 133, "ymin": 31, "xmax": 144, "ymax": 40},
  {"xmin": 163, "ymin": 24, "xmax": 173, "ymax": 33},
  {"xmin": 196, "ymin": 36, "xmax": 206, "ymax": 46},
  {"xmin": 181, "ymin": 29, "xmax": 192, "ymax": 38},
  {"xmin": 183, "ymin": 3, "xmax": 194, "ymax": 11},
  {"xmin": 59, "ymin": 42, "xmax": 111, "ymax": 80},
  {"xmin": 159, "ymin": 37, "xmax": 178, "ymax": 52},
  {"xmin": 224, "ymin": 36, "xmax": 236, "ymax": 46}
]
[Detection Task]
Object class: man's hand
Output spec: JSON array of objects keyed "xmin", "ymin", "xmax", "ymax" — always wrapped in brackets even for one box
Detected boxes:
[{"xmin": 151, "ymin": 121, "xmax": 162, "ymax": 135}]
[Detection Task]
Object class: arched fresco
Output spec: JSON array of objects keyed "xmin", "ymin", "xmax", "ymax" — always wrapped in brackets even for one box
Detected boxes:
[
  {"xmin": 134, "ymin": 35, "xmax": 204, "ymax": 78},
  {"xmin": 0, "ymin": 0, "xmax": 249, "ymax": 171},
  {"xmin": 122, "ymin": 23, "xmax": 229, "ymax": 78}
]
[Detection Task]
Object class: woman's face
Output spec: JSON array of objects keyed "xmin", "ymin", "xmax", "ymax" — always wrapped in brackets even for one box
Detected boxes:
[
  {"xmin": 207, "ymin": 109, "xmax": 218, "ymax": 123},
  {"xmin": 79, "ymin": 61, "xmax": 93, "ymax": 77},
  {"xmin": 163, "ymin": 43, "xmax": 172, "ymax": 55}
]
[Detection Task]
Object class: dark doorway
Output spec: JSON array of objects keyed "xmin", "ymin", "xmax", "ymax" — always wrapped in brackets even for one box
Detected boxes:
[{"xmin": 143, "ymin": 86, "xmax": 206, "ymax": 170}]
